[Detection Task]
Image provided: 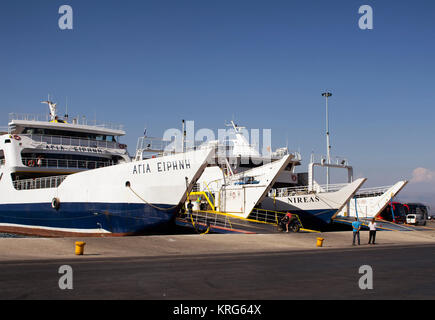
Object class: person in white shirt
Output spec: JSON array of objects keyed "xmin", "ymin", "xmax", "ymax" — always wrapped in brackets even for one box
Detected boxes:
[{"xmin": 368, "ymin": 218, "xmax": 377, "ymax": 245}]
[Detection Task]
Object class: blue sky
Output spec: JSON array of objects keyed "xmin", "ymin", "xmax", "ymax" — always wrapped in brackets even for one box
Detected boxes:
[{"xmin": 1, "ymin": 1, "xmax": 434, "ymax": 207}]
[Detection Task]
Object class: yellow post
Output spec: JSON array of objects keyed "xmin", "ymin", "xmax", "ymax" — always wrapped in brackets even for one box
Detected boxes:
[
  {"xmin": 316, "ymin": 237, "xmax": 324, "ymax": 247},
  {"xmin": 75, "ymin": 241, "xmax": 86, "ymax": 255}
]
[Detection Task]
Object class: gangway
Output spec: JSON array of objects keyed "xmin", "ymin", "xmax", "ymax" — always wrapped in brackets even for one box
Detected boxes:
[{"xmin": 176, "ymin": 208, "xmax": 320, "ymax": 234}]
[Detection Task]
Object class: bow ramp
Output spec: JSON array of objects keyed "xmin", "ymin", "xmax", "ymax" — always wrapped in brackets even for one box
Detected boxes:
[
  {"xmin": 337, "ymin": 180, "xmax": 408, "ymax": 219},
  {"xmin": 218, "ymin": 155, "xmax": 293, "ymax": 218},
  {"xmin": 329, "ymin": 178, "xmax": 368, "ymax": 219}
]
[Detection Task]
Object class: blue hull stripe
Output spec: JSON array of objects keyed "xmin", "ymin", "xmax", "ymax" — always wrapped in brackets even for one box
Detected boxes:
[
  {"xmin": 289, "ymin": 209, "xmax": 337, "ymax": 230},
  {"xmin": 0, "ymin": 202, "xmax": 176, "ymax": 235}
]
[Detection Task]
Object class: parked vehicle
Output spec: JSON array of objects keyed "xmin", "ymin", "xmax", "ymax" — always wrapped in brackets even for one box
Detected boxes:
[
  {"xmin": 378, "ymin": 202, "xmax": 407, "ymax": 224},
  {"xmin": 404, "ymin": 203, "xmax": 428, "ymax": 226}
]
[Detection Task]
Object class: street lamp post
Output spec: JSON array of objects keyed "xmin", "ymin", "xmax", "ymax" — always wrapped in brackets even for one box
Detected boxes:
[{"xmin": 322, "ymin": 91, "xmax": 332, "ymax": 187}]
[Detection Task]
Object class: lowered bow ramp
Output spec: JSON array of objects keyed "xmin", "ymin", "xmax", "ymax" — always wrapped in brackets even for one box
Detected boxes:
[
  {"xmin": 220, "ymin": 155, "xmax": 293, "ymax": 218},
  {"xmin": 329, "ymin": 178, "xmax": 368, "ymax": 219}
]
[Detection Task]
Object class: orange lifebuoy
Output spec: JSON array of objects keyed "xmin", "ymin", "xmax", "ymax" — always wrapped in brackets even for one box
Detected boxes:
[
  {"xmin": 291, "ymin": 175, "xmax": 297, "ymax": 182},
  {"xmin": 13, "ymin": 135, "xmax": 21, "ymax": 141},
  {"xmin": 27, "ymin": 160, "xmax": 35, "ymax": 167}
]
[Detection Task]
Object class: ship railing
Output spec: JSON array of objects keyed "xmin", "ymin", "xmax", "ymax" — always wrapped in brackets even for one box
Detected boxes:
[
  {"xmin": 136, "ymin": 137, "xmax": 173, "ymax": 153},
  {"xmin": 135, "ymin": 137, "xmax": 302, "ymax": 161},
  {"xmin": 249, "ymin": 208, "xmax": 305, "ymax": 228},
  {"xmin": 270, "ymin": 183, "xmax": 350, "ymax": 197},
  {"xmin": 249, "ymin": 208, "xmax": 285, "ymax": 225},
  {"xmin": 23, "ymin": 134, "xmax": 121, "ymax": 150},
  {"xmin": 9, "ymin": 113, "xmax": 51, "ymax": 123},
  {"xmin": 184, "ymin": 210, "xmax": 235, "ymax": 230},
  {"xmin": 187, "ymin": 208, "xmax": 302, "ymax": 228},
  {"xmin": 354, "ymin": 185, "xmax": 393, "ymax": 198},
  {"xmin": 8, "ymin": 113, "xmax": 124, "ymax": 131},
  {"xmin": 22, "ymin": 157, "xmax": 114, "ymax": 170},
  {"xmin": 0, "ymin": 159, "xmax": 5, "ymax": 167},
  {"xmin": 310, "ymin": 153, "xmax": 349, "ymax": 166},
  {"xmin": 13, "ymin": 175, "xmax": 68, "ymax": 190}
]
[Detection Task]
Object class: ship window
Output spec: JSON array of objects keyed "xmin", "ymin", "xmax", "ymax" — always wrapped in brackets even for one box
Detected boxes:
[
  {"xmin": 22, "ymin": 128, "xmax": 119, "ymax": 142},
  {"xmin": 0, "ymin": 150, "xmax": 5, "ymax": 166},
  {"xmin": 4, "ymin": 139, "xmax": 11, "ymax": 144},
  {"xmin": 95, "ymin": 135, "xmax": 106, "ymax": 141},
  {"xmin": 285, "ymin": 163, "xmax": 294, "ymax": 171}
]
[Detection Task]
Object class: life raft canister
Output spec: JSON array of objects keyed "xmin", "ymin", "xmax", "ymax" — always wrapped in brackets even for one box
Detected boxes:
[{"xmin": 51, "ymin": 197, "xmax": 60, "ymax": 210}]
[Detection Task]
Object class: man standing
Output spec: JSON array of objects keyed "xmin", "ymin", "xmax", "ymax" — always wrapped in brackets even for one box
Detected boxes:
[
  {"xmin": 368, "ymin": 218, "xmax": 377, "ymax": 245},
  {"xmin": 352, "ymin": 217, "xmax": 362, "ymax": 246},
  {"xmin": 186, "ymin": 200, "xmax": 193, "ymax": 218}
]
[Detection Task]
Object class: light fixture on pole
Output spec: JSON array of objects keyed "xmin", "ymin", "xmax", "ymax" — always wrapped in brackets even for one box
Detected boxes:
[{"xmin": 321, "ymin": 91, "xmax": 332, "ymax": 186}]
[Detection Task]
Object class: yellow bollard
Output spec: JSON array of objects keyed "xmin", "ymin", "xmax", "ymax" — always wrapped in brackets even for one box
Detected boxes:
[
  {"xmin": 75, "ymin": 241, "xmax": 86, "ymax": 255},
  {"xmin": 316, "ymin": 237, "xmax": 324, "ymax": 247}
]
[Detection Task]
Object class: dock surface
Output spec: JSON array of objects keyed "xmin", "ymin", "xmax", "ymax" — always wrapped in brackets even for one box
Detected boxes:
[
  {"xmin": 1, "ymin": 224, "xmax": 435, "ymax": 300},
  {"xmin": 2, "ymin": 226, "xmax": 435, "ymax": 262}
]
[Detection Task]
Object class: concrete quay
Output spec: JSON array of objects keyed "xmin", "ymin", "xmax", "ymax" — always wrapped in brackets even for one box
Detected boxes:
[{"xmin": 1, "ymin": 227, "xmax": 435, "ymax": 262}]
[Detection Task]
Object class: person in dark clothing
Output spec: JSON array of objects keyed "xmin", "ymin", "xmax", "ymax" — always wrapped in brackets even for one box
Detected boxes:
[{"xmin": 186, "ymin": 200, "xmax": 193, "ymax": 218}]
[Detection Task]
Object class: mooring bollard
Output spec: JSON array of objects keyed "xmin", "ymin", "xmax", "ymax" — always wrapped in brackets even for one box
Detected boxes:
[
  {"xmin": 316, "ymin": 237, "xmax": 324, "ymax": 247},
  {"xmin": 75, "ymin": 241, "xmax": 86, "ymax": 255}
]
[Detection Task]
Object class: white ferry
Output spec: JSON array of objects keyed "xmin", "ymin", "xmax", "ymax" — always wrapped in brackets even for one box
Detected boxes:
[
  {"xmin": 0, "ymin": 101, "xmax": 213, "ymax": 237},
  {"xmin": 135, "ymin": 121, "xmax": 366, "ymax": 232},
  {"xmin": 134, "ymin": 121, "xmax": 297, "ymax": 232},
  {"xmin": 198, "ymin": 123, "xmax": 365, "ymax": 231},
  {"xmin": 262, "ymin": 154, "xmax": 367, "ymax": 231}
]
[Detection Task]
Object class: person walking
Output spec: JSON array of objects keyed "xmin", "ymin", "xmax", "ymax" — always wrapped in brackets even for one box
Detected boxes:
[
  {"xmin": 352, "ymin": 217, "xmax": 362, "ymax": 246},
  {"xmin": 368, "ymin": 218, "xmax": 377, "ymax": 245}
]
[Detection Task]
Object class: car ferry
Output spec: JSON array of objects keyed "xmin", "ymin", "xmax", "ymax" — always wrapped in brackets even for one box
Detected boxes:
[{"xmin": 0, "ymin": 100, "xmax": 213, "ymax": 236}]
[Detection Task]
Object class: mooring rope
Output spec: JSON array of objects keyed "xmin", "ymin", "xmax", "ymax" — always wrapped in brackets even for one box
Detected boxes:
[{"xmin": 127, "ymin": 186, "xmax": 179, "ymax": 211}]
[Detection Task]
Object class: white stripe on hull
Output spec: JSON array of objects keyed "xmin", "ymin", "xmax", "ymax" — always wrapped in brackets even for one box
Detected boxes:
[{"xmin": 0, "ymin": 222, "xmax": 110, "ymax": 234}]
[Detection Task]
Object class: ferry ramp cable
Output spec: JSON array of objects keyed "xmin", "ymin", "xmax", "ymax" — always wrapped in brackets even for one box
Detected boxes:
[{"xmin": 127, "ymin": 185, "xmax": 179, "ymax": 211}]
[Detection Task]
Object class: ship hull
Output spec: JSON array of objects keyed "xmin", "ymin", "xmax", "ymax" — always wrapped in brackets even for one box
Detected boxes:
[
  {"xmin": 0, "ymin": 148, "xmax": 213, "ymax": 237},
  {"xmin": 261, "ymin": 178, "xmax": 367, "ymax": 231},
  {"xmin": 0, "ymin": 202, "xmax": 177, "ymax": 237}
]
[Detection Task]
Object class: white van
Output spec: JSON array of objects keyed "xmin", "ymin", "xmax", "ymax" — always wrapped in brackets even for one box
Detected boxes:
[{"xmin": 405, "ymin": 203, "xmax": 428, "ymax": 226}]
